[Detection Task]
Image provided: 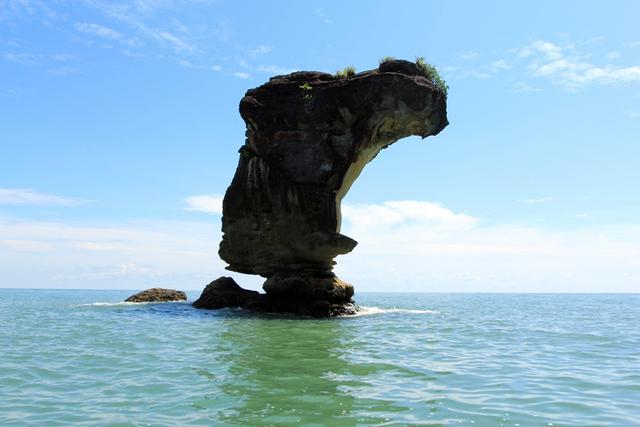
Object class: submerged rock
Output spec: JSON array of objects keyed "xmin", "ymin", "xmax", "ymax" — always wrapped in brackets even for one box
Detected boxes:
[
  {"xmin": 124, "ymin": 288, "xmax": 187, "ymax": 303},
  {"xmin": 196, "ymin": 59, "xmax": 448, "ymax": 316}
]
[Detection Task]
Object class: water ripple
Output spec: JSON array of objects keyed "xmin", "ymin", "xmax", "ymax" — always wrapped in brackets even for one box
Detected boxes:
[{"xmin": 0, "ymin": 291, "xmax": 638, "ymax": 426}]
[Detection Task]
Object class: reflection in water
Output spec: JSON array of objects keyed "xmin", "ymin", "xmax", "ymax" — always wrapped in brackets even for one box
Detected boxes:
[{"xmin": 196, "ymin": 315, "xmax": 405, "ymax": 425}]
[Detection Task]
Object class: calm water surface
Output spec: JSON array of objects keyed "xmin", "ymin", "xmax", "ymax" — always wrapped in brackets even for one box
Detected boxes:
[{"xmin": 1, "ymin": 290, "xmax": 639, "ymax": 426}]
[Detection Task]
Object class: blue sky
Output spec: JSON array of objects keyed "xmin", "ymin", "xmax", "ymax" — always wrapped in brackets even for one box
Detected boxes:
[{"xmin": 1, "ymin": 0, "xmax": 639, "ymax": 292}]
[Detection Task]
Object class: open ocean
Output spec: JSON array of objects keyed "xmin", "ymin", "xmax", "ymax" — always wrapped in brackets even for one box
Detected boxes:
[{"xmin": 1, "ymin": 290, "xmax": 638, "ymax": 426}]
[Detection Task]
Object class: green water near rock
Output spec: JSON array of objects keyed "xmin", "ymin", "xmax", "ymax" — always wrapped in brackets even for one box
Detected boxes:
[{"xmin": 1, "ymin": 290, "xmax": 638, "ymax": 426}]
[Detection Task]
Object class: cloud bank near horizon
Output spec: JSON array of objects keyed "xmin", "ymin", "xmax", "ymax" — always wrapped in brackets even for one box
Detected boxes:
[{"xmin": 1, "ymin": 195, "xmax": 638, "ymax": 292}]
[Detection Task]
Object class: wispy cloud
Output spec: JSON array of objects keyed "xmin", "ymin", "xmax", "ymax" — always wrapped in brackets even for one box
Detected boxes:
[
  {"xmin": 48, "ymin": 65, "xmax": 79, "ymax": 75},
  {"xmin": 76, "ymin": 22, "xmax": 125, "ymax": 40},
  {"xmin": 248, "ymin": 45, "xmax": 271, "ymax": 57},
  {"xmin": 51, "ymin": 53, "xmax": 73, "ymax": 61},
  {"xmin": 0, "ymin": 188, "xmax": 85, "ymax": 206},
  {"xmin": 458, "ymin": 51, "xmax": 482, "ymax": 60},
  {"xmin": 185, "ymin": 195, "xmax": 223, "ymax": 214},
  {"xmin": 82, "ymin": 1, "xmax": 195, "ymax": 54},
  {"xmin": 0, "ymin": 217, "xmax": 243, "ymax": 289},
  {"xmin": 625, "ymin": 109, "xmax": 640, "ymax": 119},
  {"xmin": 519, "ymin": 196, "xmax": 555, "ymax": 204},
  {"xmin": 3, "ymin": 51, "xmax": 76, "ymax": 70},
  {"xmin": 343, "ymin": 200, "xmax": 478, "ymax": 231},
  {"xmin": 2, "ymin": 52, "xmax": 38, "ymax": 65},
  {"xmin": 450, "ymin": 38, "xmax": 640, "ymax": 91},
  {"xmin": 75, "ymin": 22, "xmax": 140, "ymax": 47},
  {"xmin": 3, "ymin": 1, "xmax": 292, "ymax": 80},
  {"xmin": 256, "ymin": 64, "xmax": 299, "ymax": 75},
  {"xmin": 2, "ymin": 199, "xmax": 640, "ymax": 291},
  {"xmin": 489, "ymin": 59, "xmax": 511, "ymax": 71},
  {"xmin": 315, "ymin": 7, "xmax": 332, "ymax": 24},
  {"xmin": 519, "ymin": 40, "xmax": 640, "ymax": 91},
  {"xmin": 514, "ymin": 81, "xmax": 539, "ymax": 92},
  {"xmin": 605, "ymin": 51, "xmax": 621, "ymax": 60}
]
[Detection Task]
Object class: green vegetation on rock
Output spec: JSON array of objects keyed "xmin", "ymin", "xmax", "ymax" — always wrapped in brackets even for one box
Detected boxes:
[
  {"xmin": 335, "ymin": 66, "xmax": 356, "ymax": 78},
  {"xmin": 415, "ymin": 57, "xmax": 448, "ymax": 96},
  {"xmin": 299, "ymin": 83, "xmax": 313, "ymax": 104}
]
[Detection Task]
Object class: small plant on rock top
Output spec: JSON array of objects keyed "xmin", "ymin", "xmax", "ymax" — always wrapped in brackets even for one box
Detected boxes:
[
  {"xmin": 335, "ymin": 66, "xmax": 356, "ymax": 78},
  {"xmin": 378, "ymin": 56, "xmax": 396, "ymax": 64},
  {"xmin": 415, "ymin": 56, "xmax": 448, "ymax": 96}
]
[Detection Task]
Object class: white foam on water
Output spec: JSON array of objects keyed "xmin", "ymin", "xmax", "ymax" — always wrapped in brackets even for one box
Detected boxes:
[
  {"xmin": 73, "ymin": 301, "xmax": 189, "ymax": 307},
  {"xmin": 350, "ymin": 306, "xmax": 439, "ymax": 317}
]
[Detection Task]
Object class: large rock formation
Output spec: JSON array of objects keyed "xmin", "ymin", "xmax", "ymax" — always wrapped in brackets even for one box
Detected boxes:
[{"xmin": 196, "ymin": 59, "xmax": 448, "ymax": 316}]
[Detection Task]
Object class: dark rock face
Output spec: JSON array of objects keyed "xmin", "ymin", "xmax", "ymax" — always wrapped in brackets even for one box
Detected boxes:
[
  {"xmin": 193, "ymin": 277, "xmax": 359, "ymax": 317},
  {"xmin": 197, "ymin": 60, "xmax": 448, "ymax": 316},
  {"xmin": 124, "ymin": 288, "xmax": 187, "ymax": 303}
]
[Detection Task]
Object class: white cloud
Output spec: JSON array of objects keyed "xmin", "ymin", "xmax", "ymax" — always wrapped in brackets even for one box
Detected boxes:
[
  {"xmin": 48, "ymin": 66, "xmax": 78, "ymax": 75},
  {"xmin": 315, "ymin": 7, "xmax": 332, "ymax": 24},
  {"xmin": 2, "ymin": 52, "xmax": 37, "ymax": 65},
  {"xmin": 625, "ymin": 109, "xmax": 640, "ymax": 119},
  {"xmin": 211, "ymin": 64, "xmax": 222, "ymax": 71},
  {"xmin": 76, "ymin": 22, "xmax": 123, "ymax": 40},
  {"xmin": 153, "ymin": 29, "xmax": 193, "ymax": 53},
  {"xmin": 489, "ymin": 59, "xmax": 511, "ymax": 71},
  {"xmin": 519, "ymin": 40, "xmax": 640, "ymax": 91},
  {"xmin": 82, "ymin": 1, "xmax": 194, "ymax": 54},
  {"xmin": 0, "ymin": 188, "xmax": 85, "ymax": 206},
  {"xmin": 519, "ymin": 196, "xmax": 555, "ymax": 204},
  {"xmin": 336, "ymin": 200, "xmax": 640, "ymax": 292},
  {"xmin": 343, "ymin": 200, "xmax": 478, "ymax": 231},
  {"xmin": 233, "ymin": 72, "xmax": 250, "ymax": 79},
  {"xmin": 458, "ymin": 51, "xmax": 482, "ymax": 60},
  {"xmin": 605, "ymin": 51, "xmax": 621, "ymax": 60},
  {"xmin": 256, "ymin": 64, "xmax": 298, "ymax": 75},
  {"xmin": 75, "ymin": 22, "xmax": 139, "ymax": 47},
  {"xmin": 625, "ymin": 41, "xmax": 640, "ymax": 48},
  {"xmin": 514, "ymin": 81, "xmax": 539, "ymax": 92},
  {"xmin": 0, "ymin": 216, "xmax": 254, "ymax": 290},
  {"xmin": 1, "ymin": 199, "xmax": 639, "ymax": 292},
  {"xmin": 185, "ymin": 195, "xmax": 223, "ymax": 214},
  {"xmin": 248, "ymin": 45, "xmax": 272, "ymax": 56},
  {"xmin": 452, "ymin": 39, "xmax": 640, "ymax": 91},
  {"xmin": 51, "ymin": 53, "xmax": 73, "ymax": 61}
]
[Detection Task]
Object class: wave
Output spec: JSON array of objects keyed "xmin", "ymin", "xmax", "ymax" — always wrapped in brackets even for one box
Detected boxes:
[
  {"xmin": 73, "ymin": 301, "xmax": 190, "ymax": 307},
  {"xmin": 350, "ymin": 306, "xmax": 439, "ymax": 317}
]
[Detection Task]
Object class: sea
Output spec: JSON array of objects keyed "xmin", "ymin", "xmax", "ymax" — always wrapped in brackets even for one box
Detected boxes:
[{"xmin": 1, "ymin": 290, "xmax": 638, "ymax": 426}]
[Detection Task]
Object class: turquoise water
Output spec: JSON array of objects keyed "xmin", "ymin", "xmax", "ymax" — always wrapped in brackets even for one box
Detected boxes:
[{"xmin": 1, "ymin": 290, "xmax": 639, "ymax": 426}]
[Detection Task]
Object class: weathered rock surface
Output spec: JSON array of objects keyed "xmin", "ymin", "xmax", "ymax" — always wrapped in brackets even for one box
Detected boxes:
[
  {"xmin": 124, "ymin": 288, "xmax": 187, "ymax": 303},
  {"xmin": 193, "ymin": 277, "xmax": 359, "ymax": 317},
  {"xmin": 196, "ymin": 59, "xmax": 448, "ymax": 316}
]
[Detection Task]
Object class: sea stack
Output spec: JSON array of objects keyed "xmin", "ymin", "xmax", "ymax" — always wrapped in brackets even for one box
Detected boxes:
[{"xmin": 196, "ymin": 59, "xmax": 448, "ymax": 316}]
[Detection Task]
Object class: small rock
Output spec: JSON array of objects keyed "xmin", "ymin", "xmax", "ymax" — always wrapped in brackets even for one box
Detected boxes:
[
  {"xmin": 124, "ymin": 288, "xmax": 187, "ymax": 303},
  {"xmin": 192, "ymin": 277, "xmax": 262, "ymax": 309}
]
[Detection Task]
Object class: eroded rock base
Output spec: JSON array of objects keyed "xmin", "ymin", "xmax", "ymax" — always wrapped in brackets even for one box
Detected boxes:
[{"xmin": 193, "ymin": 277, "xmax": 359, "ymax": 317}]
